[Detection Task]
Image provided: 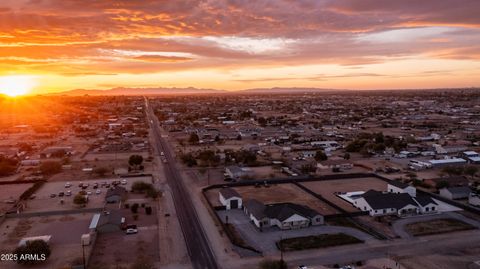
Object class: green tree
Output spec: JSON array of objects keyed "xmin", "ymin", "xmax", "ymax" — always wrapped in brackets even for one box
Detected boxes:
[
  {"xmin": 435, "ymin": 180, "xmax": 450, "ymax": 189},
  {"xmin": 14, "ymin": 240, "xmax": 51, "ymax": 265},
  {"xmin": 188, "ymin": 133, "xmax": 200, "ymax": 144},
  {"xmin": 73, "ymin": 194, "xmax": 87, "ymax": 206},
  {"xmin": 129, "ymin": 155, "xmax": 144, "ymax": 169},
  {"xmin": 131, "ymin": 203, "xmax": 139, "ymax": 214},
  {"xmin": 464, "ymin": 165, "xmax": 479, "ymax": 179},
  {"xmin": 94, "ymin": 166, "xmax": 110, "ymax": 177},
  {"xmin": 39, "ymin": 161, "xmax": 62, "ymax": 175},
  {"xmin": 132, "ymin": 181, "xmax": 153, "ymax": 193},
  {"xmin": 300, "ymin": 163, "xmax": 317, "ymax": 174},
  {"xmin": 180, "ymin": 153, "xmax": 197, "ymax": 167},
  {"xmin": 314, "ymin": 150, "xmax": 328, "ymax": 161}
]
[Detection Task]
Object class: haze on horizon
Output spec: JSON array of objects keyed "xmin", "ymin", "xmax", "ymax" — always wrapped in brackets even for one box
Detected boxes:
[{"xmin": 1, "ymin": 0, "xmax": 480, "ymax": 95}]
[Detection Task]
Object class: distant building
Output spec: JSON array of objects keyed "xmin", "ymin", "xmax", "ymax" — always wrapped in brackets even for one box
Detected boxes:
[
  {"xmin": 243, "ymin": 199, "xmax": 324, "ymax": 230},
  {"xmin": 225, "ymin": 166, "xmax": 253, "ymax": 180},
  {"xmin": 469, "ymin": 193, "xmax": 480, "ymax": 206},
  {"xmin": 90, "ymin": 211, "xmax": 124, "ymax": 233},
  {"xmin": 219, "ymin": 188, "xmax": 242, "ymax": 210},
  {"xmin": 439, "ymin": 187, "xmax": 471, "ymax": 200},
  {"xmin": 388, "ymin": 180, "xmax": 416, "ymax": 197},
  {"xmin": 428, "ymin": 158, "xmax": 467, "ymax": 168},
  {"xmin": 105, "ymin": 186, "xmax": 127, "ymax": 203}
]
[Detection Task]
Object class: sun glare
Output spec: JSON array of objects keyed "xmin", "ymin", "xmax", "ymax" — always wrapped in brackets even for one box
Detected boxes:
[{"xmin": 0, "ymin": 75, "xmax": 36, "ymax": 97}]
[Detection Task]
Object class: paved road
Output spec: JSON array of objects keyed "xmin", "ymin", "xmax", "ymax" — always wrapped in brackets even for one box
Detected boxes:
[
  {"xmin": 145, "ymin": 98, "xmax": 218, "ymax": 269},
  {"xmin": 392, "ymin": 211, "xmax": 480, "ymax": 239}
]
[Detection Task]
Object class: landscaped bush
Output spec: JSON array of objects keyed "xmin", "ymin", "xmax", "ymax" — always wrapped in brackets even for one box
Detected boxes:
[
  {"xmin": 278, "ymin": 233, "xmax": 363, "ymax": 251},
  {"xmin": 20, "ymin": 181, "xmax": 45, "ymax": 200}
]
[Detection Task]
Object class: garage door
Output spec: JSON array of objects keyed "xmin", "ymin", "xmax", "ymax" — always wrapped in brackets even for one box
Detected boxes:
[{"xmin": 230, "ymin": 199, "xmax": 238, "ymax": 209}]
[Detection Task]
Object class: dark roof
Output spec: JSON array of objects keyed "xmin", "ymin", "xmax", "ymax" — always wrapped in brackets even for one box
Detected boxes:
[
  {"xmin": 106, "ymin": 186, "xmax": 127, "ymax": 198},
  {"xmin": 388, "ymin": 180, "xmax": 410, "ymax": 189},
  {"xmin": 413, "ymin": 195, "xmax": 437, "ymax": 206},
  {"xmin": 98, "ymin": 210, "xmax": 123, "ymax": 227},
  {"xmin": 243, "ymin": 199, "xmax": 266, "ymax": 219},
  {"xmin": 219, "ymin": 187, "xmax": 241, "ymax": 199},
  {"xmin": 444, "ymin": 186, "xmax": 471, "ymax": 195},
  {"xmin": 362, "ymin": 190, "xmax": 417, "ymax": 210},
  {"xmin": 264, "ymin": 203, "xmax": 321, "ymax": 222}
]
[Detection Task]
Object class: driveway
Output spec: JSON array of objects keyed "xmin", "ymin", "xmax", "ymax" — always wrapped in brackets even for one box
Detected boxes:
[
  {"xmin": 217, "ymin": 209, "xmax": 375, "ymax": 255},
  {"xmin": 392, "ymin": 211, "xmax": 480, "ymax": 239}
]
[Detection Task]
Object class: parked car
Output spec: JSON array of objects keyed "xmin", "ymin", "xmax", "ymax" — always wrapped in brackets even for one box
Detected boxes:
[
  {"xmin": 125, "ymin": 228, "xmax": 138, "ymax": 234},
  {"xmin": 50, "ymin": 194, "xmax": 56, "ymax": 198},
  {"xmin": 95, "ymin": 189, "xmax": 101, "ymax": 195},
  {"xmin": 298, "ymin": 266, "xmax": 308, "ymax": 269},
  {"xmin": 64, "ymin": 182, "xmax": 71, "ymax": 188},
  {"xmin": 66, "ymin": 190, "xmax": 72, "ymax": 196},
  {"xmin": 87, "ymin": 191, "xmax": 92, "ymax": 195},
  {"xmin": 121, "ymin": 179, "xmax": 127, "ymax": 185},
  {"xmin": 58, "ymin": 192, "xmax": 64, "ymax": 197}
]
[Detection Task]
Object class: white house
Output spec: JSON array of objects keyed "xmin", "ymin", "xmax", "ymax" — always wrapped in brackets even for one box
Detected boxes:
[
  {"xmin": 353, "ymin": 190, "xmax": 437, "ymax": 217},
  {"xmin": 219, "ymin": 188, "xmax": 242, "ymax": 210},
  {"xmin": 225, "ymin": 166, "xmax": 254, "ymax": 180},
  {"xmin": 243, "ymin": 199, "xmax": 323, "ymax": 230},
  {"xmin": 388, "ymin": 181, "xmax": 417, "ymax": 197},
  {"xmin": 439, "ymin": 186, "xmax": 471, "ymax": 200}
]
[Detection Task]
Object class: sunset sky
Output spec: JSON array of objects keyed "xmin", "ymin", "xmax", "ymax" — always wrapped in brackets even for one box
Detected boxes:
[{"xmin": 1, "ymin": 0, "xmax": 480, "ymax": 94}]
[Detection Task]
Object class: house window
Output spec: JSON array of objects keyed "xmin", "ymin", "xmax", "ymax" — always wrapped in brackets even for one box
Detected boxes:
[
  {"xmin": 432, "ymin": 207, "xmax": 436, "ymax": 211},
  {"xmin": 426, "ymin": 207, "xmax": 429, "ymax": 212}
]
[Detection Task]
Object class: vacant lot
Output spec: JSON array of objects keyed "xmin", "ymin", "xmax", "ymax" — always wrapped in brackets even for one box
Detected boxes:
[
  {"xmin": 302, "ymin": 177, "xmax": 388, "ymax": 212},
  {"xmin": 0, "ymin": 214, "xmax": 92, "ymax": 269},
  {"xmin": 206, "ymin": 183, "xmax": 339, "ymax": 215},
  {"xmin": 89, "ymin": 228, "xmax": 159, "ymax": 268},
  {"xmin": 405, "ymin": 218, "xmax": 476, "ymax": 236},
  {"xmin": 0, "ymin": 183, "xmax": 33, "ymax": 214},
  {"xmin": 278, "ymin": 233, "xmax": 363, "ymax": 251}
]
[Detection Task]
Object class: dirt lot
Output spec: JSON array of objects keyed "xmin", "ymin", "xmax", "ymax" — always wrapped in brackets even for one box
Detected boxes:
[
  {"xmin": 0, "ymin": 184, "xmax": 33, "ymax": 214},
  {"xmin": 89, "ymin": 228, "xmax": 159, "ymax": 268},
  {"xmin": 0, "ymin": 213, "xmax": 93, "ymax": 269},
  {"xmin": 405, "ymin": 218, "xmax": 475, "ymax": 236},
  {"xmin": 206, "ymin": 183, "xmax": 339, "ymax": 215},
  {"xmin": 302, "ymin": 177, "xmax": 388, "ymax": 212}
]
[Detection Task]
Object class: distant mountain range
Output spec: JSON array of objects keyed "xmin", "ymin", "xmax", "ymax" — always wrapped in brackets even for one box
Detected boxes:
[
  {"xmin": 49, "ymin": 87, "xmax": 341, "ymax": 96},
  {"xmin": 47, "ymin": 86, "xmax": 480, "ymax": 96},
  {"xmin": 49, "ymin": 87, "xmax": 223, "ymax": 96}
]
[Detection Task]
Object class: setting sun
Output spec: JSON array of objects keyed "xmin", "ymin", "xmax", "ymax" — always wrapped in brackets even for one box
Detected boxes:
[{"xmin": 0, "ymin": 75, "xmax": 36, "ymax": 97}]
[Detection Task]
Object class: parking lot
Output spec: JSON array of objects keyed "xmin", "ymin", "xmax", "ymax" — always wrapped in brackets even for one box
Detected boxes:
[{"xmin": 22, "ymin": 176, "xmax": 153, "ymax": 213}]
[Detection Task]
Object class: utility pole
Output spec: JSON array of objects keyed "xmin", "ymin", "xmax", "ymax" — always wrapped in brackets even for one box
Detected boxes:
[{"xmin": 82, "ymin": 242, "xmax": 86, "ymax": 269}]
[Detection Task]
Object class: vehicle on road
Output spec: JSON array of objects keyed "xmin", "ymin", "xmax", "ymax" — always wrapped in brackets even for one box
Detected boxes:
[
  {"xmin": 95, "ymin": 189, "xmax": 101, "ymax": 195},
  {"xmin": 121, "ymin": 179, "xmax": 127, "ymax": 185},
  {"xmin": 58, "ymin": 192, "xmax": 64, "ymax": 197},
  {"xmin": 50, "ymin": 194, "xmax": 56, "ymax": 198},
  {"xmin": 64, "ymin": 182, "xmax": 71, "ymax": 188},
  {"xmin": 298, "ymin": 266, "xmax": 308, "ymax": 269},
  {"xmin": 66, "ymin": 190, "xmax": 72, "ymax": 196}
]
